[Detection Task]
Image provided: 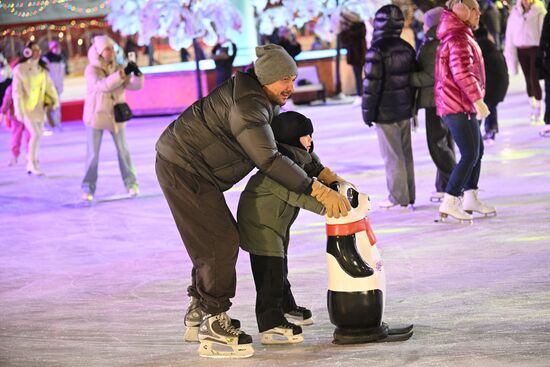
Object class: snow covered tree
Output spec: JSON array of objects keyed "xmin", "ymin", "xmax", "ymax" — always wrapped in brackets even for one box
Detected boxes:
[
  {"xmin": 107, "ymin": 0, "xmax": 242, "ymax": 49},
  {"xmin": 252, "ymin": 0, "xmax": 391, "ymax": 42}
]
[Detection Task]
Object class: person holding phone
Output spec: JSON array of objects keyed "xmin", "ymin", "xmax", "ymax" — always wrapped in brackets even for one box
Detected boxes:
[{"xmin": 81, "ymin": 35, "xmax": 143, "ymax": 201}]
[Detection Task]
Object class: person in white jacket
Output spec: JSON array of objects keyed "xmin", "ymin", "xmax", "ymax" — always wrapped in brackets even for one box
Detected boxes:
[
  {"xmin": 81, "ymin": 35, "xmax": 144, "ymax": 201},
  {"xmin": 12, "ymin": 41, "xmax": 59, "ymax": 175},
  {"xmin": 43, "ymin": 40, "xmax": 66, "ymax": 131},
  {"xmin": 504, "ymin": 0, "xmax": 547, "ymax": 122}
]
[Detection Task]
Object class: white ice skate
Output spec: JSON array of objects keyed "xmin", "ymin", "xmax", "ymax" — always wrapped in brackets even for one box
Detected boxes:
[
  {"xmin": 530, "ymin": 99, "xmax": 543, "ymax": 125},
  {"xmin": 81, "ymin": 193, "xmax": 93, "ymax": 202},
  {"xmin": 430, "ymin": 191, "xmax": 444, "ymax": 202},
  {"xmin": 198, "ymin": 312, "xmax": 253, "ymax": 359},
  {"xmin": 128, "ymin": 184, "xmax": 140, "ymax": 197},
  {"xmin": 284, "ymin": 306, "xmax": 313, "ymax": 326},
  {"xmin": 539, "ymin": 125, "xmax": 550, "ymax": 137},
  {"xmin": 463, "ymin": 189, "xmax": 496, "ymax": 217},
  {"xmin": 378, "ymin": 200, "xmax": 397, "ymax": 209},
  {"xmin": 261, "ymin": 320, "xmax": 304, "ymax": 345},
  {"xmin": 8, "ymin": 156, "xmax": 18, "ymax": 167},
  {"xmin": 438, "ymin": 193, "xmax": 473, "ymax": 224},
  {"xmin": 26, "ymin": 161, "xmax": 44, "ymax": 176},
  {"xmin": 184, "ymin": 297, "xmax": 240, "ymax": 342}
]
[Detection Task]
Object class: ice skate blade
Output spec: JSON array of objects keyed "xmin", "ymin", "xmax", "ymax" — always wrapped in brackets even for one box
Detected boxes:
[
  {"xmin": 284, "ymin": 314, "xmax": 313, "ymax": 326},
  {"xmin": 261, "ymin": 332, "xmax": 304, "ymax": 345},
  {"xmin": 198, "ymin": 340, "xmax": 254, "ymax": 359},
  {"xmin": 430, "ymin": 197, "xmax": 443, "ymax": 203},
  {"xmin": 27, "ymin": 170, "xmax": 44, "ymax": 176},
  {"xmin": 435, "ymin": 212, "xmax": 473, "ymax": 224},
  {"xmin": 184, "ymin": 326, "xmax": 199, "ymax": 342},
  {"xmin": 464, "ymin": 210, "xmax": 497, "ymax": 217}
]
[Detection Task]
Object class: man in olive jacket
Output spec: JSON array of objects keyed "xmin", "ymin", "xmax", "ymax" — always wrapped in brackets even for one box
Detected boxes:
[{"xmin": 155, "ymin": 44, "xmax": 350, "ymax": 356}]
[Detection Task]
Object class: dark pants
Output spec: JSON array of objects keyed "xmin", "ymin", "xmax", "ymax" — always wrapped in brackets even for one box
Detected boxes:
[
  {"xmin": 155, "ymin": 154, "xmax": 239, "ymax": 315},
  {"xmin": 483, "ymin": 103, "xmax": 499, "ymax": 134},
  {"xmin": 250, "ymin": 253, "xmax": 297, "ymax": 332},
  {"xmin": 518, "ymin": 47, "xmax": 542, "ymax": 100},
  {"xmin": 425, "ymin": 107, "xmax": 456, "ymax": 192},
  {"xmin": 352, "ymin": 64, "xmax": 363, "ymax": 96},
  {"xmin": 442, "ymin": 113, "xmax": 484, "ymax": 197}
]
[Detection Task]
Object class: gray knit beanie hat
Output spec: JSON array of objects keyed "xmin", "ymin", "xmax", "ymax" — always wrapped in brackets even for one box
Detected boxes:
[{"xmin": 254, "ymin": 44, "xmax": 298, "ymax": 86}]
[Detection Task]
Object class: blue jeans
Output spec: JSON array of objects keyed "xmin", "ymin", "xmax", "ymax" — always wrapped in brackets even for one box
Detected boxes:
[
  {"xmin": 442, "ymin": 113, "xmax": 484, "ymax": 197},
  {"xmin": 81, "ymin": 127, "xmax": 137, "ymax": 195}
]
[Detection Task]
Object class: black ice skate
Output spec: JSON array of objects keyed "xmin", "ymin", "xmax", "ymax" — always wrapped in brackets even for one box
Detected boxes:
[
  {"xmin": 284, "ymin": 306, "xmax": 314, "ymax": 326},
  {"xmin": 184, "ymin": 297, "xmax": 240, "ymax": 342},
  {"xmin": 261, "ymin": 320, "xmax": 304, "ymax": 345}
]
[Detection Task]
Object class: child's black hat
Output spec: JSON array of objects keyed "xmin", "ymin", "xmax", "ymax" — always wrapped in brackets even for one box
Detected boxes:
[{"xmin": 271, "ymin": 111, "xmax": 314, "ymax": 150}]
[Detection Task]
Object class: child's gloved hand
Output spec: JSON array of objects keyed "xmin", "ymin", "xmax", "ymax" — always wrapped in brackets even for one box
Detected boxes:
[{"xmin": 310, "ymin": 179, "xmax": 351, "ymax": 218}]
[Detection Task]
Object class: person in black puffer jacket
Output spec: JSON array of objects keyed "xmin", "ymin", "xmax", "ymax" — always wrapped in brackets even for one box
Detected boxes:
[
  {"xmin": 155, "ymin": 44, "xmax": 351, "ymax": 357},
  {"xmin": 361, "ymin": 4, "xmax": 418, "ymax": 209},
  {"xmin": 474, "ymin": 23, "xmax": 509, "ymax": 142}
]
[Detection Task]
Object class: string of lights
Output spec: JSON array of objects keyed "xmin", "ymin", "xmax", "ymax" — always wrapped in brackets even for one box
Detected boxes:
[
  {"xmin": 0, "ymin": 0, "xmax": 69, "ymax": 9},
  {"xmin": 0, "ymin": 0, "xmax": 108, "ymax": 18},
  {"xmin": 63, "ymin": 0, "xmax": 109, "ymax": 15},
  {"xmin": 1, "ymin": 19, "xmax": 107, "ymax": 37}
]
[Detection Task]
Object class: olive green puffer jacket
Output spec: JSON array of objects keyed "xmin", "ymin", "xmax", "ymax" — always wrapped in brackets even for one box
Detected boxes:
[{"xmin": 237, "ymin": 144, "xmax": 325, "ymax": 258}]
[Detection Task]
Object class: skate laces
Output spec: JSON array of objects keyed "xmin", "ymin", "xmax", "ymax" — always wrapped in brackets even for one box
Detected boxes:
[
  {"xmin": 217, "ymin": 313, "xmax": 241, "ymax": 336},
  {"xmin": 280, "ymin": 319, "xmax": 301, "ymax": 333},
  {"xmin": 281, "ymin": 320, "xmax": 296, "ymax": 329}
]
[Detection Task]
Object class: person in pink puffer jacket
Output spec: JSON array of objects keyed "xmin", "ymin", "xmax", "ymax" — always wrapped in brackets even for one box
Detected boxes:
[{"xmin": 434, "ymin": 0, "xmax": 496, "ymax": 223}]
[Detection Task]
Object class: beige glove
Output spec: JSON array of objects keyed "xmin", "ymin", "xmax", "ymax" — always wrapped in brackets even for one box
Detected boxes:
[
  {"xmin": 311, "ymin": 179, "xmax": 351, "ymax": 218},
  {"xmin": 318, "ymin": 167, "xmax": 357, "ymax": 190},
  {"xmin": 474, "ymin": 99, "xmax": 490, "ymax": 120},
  {"xmin": 317, "ymin": 167, "xmax": 345, "ymax": 186}
]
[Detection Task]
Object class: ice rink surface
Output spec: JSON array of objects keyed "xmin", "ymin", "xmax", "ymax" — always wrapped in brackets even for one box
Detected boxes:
[{"xmin": 1, "ymin": 74, "xmax": 549, "ymax": 366}]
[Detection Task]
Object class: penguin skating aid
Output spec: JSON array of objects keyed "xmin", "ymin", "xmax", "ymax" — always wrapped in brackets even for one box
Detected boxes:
[{"xmin": 325, "ymin": 183, "xmax": 413, "ymax": 344}]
